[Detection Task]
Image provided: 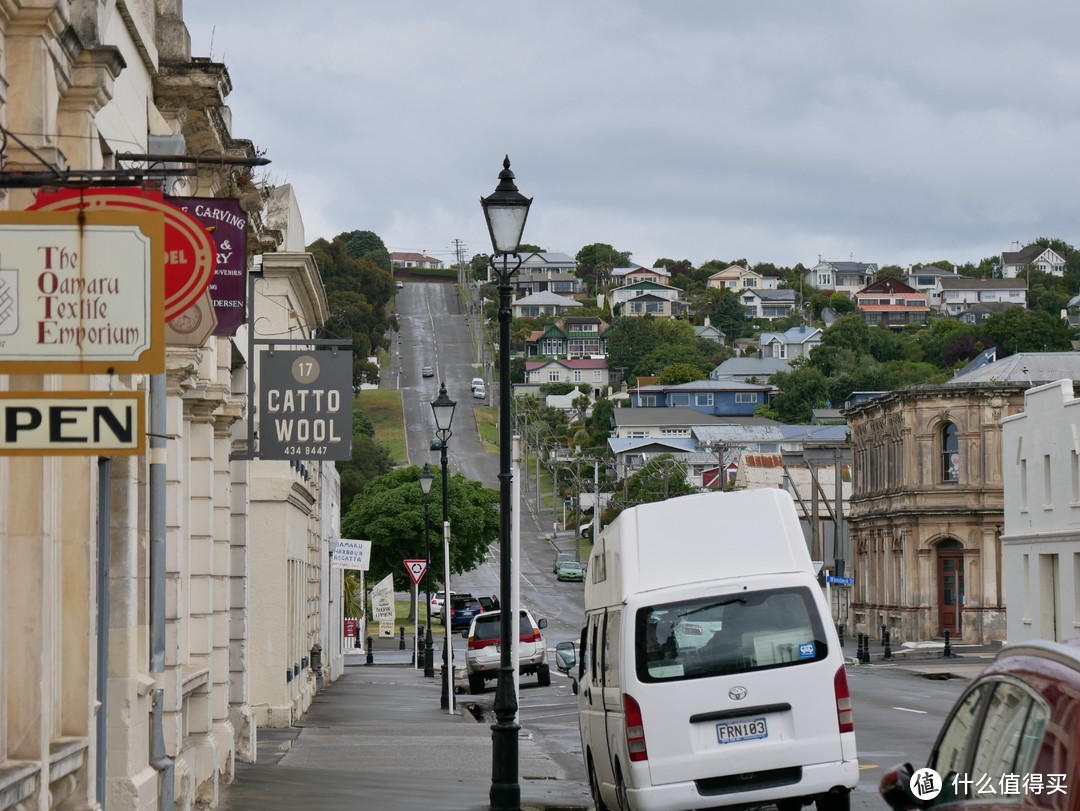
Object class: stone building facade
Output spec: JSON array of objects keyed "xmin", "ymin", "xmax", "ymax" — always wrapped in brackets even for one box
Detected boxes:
[
  {"xmin": 843, "ymin": 353, "xmax": 1080, "ymax": 646},
  {"xmin": 0, "ymin": 3, "xmax": 341, "ymax": 810}
]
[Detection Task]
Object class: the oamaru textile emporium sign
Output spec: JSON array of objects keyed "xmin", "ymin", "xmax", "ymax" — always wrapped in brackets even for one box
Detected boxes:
[
  {"xmin": 0, "ymin": 210, "xmax": 165, "ymax": 374},
  {"xmin": 258, "ymin": 349, "xmax": 352, "ymax": 460}
]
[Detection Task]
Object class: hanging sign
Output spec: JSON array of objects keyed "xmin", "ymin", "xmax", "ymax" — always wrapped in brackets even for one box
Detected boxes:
[
  {"xmin": 0, "ymin": 391, "xmax": 146, "ymax": 455},
  {"xmin": 0, "ymin": 210, "xmax": 165, "ymax": 374},
  {"xmin": 168, "ymin": 196, "xmax": 248, "ymax": 335},
  {"xmin": 258, "ymin": 348, "xmax": 353, "ymax": 460},
  {"xmin": 32, "ymin": 187, "xmax": 216, "ymax": 321}
]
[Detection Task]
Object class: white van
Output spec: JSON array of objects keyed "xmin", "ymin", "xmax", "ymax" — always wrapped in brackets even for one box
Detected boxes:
[{"xmin": 577, "ymin": 488, "xmax": 857, "ymax": 811}]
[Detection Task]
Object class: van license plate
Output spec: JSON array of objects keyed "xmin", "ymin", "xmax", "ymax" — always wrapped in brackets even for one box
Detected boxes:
[{"xmin": 716, "ymin": 717, "xmax": 768, "ymax": 744}]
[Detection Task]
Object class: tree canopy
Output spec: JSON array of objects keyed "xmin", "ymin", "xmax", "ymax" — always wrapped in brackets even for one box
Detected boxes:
[{"xmin": 341, "ymin": 466, "xmax": 499, "ymax": 593}]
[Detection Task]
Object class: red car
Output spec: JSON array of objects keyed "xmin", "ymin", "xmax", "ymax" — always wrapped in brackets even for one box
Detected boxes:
[{"xmin": 879, "ymin": 638, "xmax": 1080, "ymax": 810}]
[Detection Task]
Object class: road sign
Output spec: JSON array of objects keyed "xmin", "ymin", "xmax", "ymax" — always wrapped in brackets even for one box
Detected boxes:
[
  {"xmin": 404, "ymin": 559, "xmax": 428, "ymax": 585},
  {"xmin": 826, "ymin": 575, "xmax": 854, "ymax": 586}
]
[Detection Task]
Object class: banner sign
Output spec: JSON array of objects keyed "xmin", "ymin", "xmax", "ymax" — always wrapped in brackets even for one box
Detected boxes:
[
  {"xmin": 168, "ymin": 196, "xmax": 247, "ymax": 336},
  {"xmin": 0, "ymin": 391, "xmax": 146, "ymax": 456},
  {"xmin": 32, "ymin": 187, "xmax": 215, "ymax": 322},
  {"xmin": 0, "ymin": 211, "xmax": 165, "ymax": 374},
  {"xmin": 258, "ymin": 348, "xmax": 352, "ymax": 460},
  {"xmin": 371, "ymin": 574, "xmax": 395, "ymax": 622},
  {"xmin": 331, "ymin": 538, "xmax": 371, "ymax": 571}
]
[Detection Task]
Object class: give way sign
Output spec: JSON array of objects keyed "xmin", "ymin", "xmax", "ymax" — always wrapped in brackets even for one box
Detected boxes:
[{"xmin": 403, "ymin": 559, "xmax": 428, "ymax": 585}]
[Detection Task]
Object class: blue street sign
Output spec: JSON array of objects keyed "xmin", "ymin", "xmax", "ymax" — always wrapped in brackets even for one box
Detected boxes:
[{"xmin": 826, "ymin": 575, "xmax": 854, "ymax": 586}]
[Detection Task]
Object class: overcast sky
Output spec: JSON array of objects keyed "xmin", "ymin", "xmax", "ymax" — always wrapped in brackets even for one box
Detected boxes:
[{"xmin": 183, "ymin": 2, "xmax": 1080, "ymax": 271}]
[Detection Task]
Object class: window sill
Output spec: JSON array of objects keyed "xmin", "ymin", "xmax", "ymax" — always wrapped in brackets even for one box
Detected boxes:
[
  {"xmin": 49, "ymin": 737, "xmax": 88, "ymax": 784},
  {"xmin": 0, "ymin": 760, "xmax": 39, "ymax": 809}
]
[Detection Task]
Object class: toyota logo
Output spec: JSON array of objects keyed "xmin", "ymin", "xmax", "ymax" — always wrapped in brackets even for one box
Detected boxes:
[{"xmin": 728, "ymin": 686, "xmax": 748, "ymax": 701}]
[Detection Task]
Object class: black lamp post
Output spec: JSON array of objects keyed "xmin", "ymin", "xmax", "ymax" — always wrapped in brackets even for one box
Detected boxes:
[
  {"xmin": 480, "ymin": 154, "xmax": 532, "ymax": 811},
  {"xmin": 431, "ymin": 383, "xmax": 456, "ymax": 711},
  {"xmin": 419, "ymin": 464, "xmax": 435, "ymax": 678}
]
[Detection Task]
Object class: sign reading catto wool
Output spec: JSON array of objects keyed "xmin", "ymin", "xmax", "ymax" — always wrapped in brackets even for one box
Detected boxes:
[{"xmin": 257, "ymin": 349, "xmax": 352, "ymax": 460}]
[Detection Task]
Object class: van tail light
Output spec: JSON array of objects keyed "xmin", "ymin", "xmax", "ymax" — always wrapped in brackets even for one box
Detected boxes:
[
  {"xmin": 520, "ymin": 629, "xmax": 542, "ymax": 644},
  {"xmin": 624, "ymin": 694, "xmax": 649, "ymax": 762},
  {"xmin": 834, "ymin": 665, "xmax": 854, "ymax": 733},
  {"xmin": 468, "ymin": 636, "xmax": 497, "ymax": 650}
]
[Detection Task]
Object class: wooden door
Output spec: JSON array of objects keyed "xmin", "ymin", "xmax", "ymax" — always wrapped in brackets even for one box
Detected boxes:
[{"xmin": 938, "ymin": 547, "xmax": 965, "ymax": 637}]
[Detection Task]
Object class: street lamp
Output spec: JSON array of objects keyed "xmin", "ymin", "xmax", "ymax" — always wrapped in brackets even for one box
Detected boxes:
[
  {"xmin": 431, "ymin": 383, "xmax": 456, "ymax": 712},
  {"xmin": 480, "ymin": 154, "xmax": 532, "ymax": 811},
  {"xmin": 419, "ymin": 464, "xmax": 435, "ymax": 678}
]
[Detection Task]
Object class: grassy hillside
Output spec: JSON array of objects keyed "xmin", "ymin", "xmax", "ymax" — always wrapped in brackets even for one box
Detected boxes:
[{"xmin": 353, "ymin": 389, "xmax": 407, "ymax": 465}]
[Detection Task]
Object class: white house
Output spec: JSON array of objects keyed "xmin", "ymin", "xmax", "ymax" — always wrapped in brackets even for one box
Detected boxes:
[
  {"xmin": 390, "ymin": 251, "xmax": 444, "ymax": 270},
  {"xmin": 511, "ymin": 291, "xmax": 583, "ymax": 318},
  {"xmin": 524, "ymin": 358, "xmax": 609, "ymax": 398},
  {"xmin": 804, "ymin": 260, "xmax": 878, "ymax": 296},
  {"xmin": 739, "ymin": 288, "xmax": 797, "ymax": 319},
  {"xmin": 609, "ymin": 280, "xmax": 684, "ymax": 308},
  {"xmin": 1001, "ymin": 242, "xmax": 1066, "ymax": 279},
  {"xmin": 758, "ymin": 325, "xmax": 823, "ymax": 360},
  {"xmin": 937, "ymin": 277, "xmax": 1027, "ymax": 316},
  {"xmin": 706, "ymin": 265, "xmax": 779, "ymax": 291},
  {"xmin": 1001, "ymin": 379, "xmax": 1080, "ymax": 643}
]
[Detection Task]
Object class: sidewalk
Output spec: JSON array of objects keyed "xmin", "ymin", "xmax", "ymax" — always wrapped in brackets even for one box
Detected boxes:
[{"xmin": 217, "ymin": 646, "xmax": 592, "ymax": 811}]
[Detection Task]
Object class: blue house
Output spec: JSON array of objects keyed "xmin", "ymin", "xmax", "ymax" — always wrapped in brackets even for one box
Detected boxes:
[{"xmin": 629, "ymin": 379, "xmax": 773, "ymax": 417}]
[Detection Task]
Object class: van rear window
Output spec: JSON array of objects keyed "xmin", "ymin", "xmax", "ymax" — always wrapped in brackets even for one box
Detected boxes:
[{"xmin": 635, "ymin": 587, "xmax": 829, "ymax": 683}]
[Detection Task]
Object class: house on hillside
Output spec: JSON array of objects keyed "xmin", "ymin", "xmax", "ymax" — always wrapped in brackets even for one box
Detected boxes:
[
  {"xmin": 621, "ymin": 293, "xmax": 690, "ymax": 319},
  {"xmin": 694, "ymin": 317, "xmax": 725, "ymax": 344},
  {"xmin": 706, "ymin": 265, "xmax": 779, "ymax": 291},
  {"xmin": 906, "ymin": 265, "xmax": 957, "ymax": 308},
  {"xmin": 854, "ymin": 277, "xmax": 929, "ymax": 329},
  {"xmin": 610, "ymin": 279, "xmax": 683, "ymax": 308},
  {"xmin": 631, "ymin": 379, "xmax": 773, "ymax": 417},
  {"xmin": 937, "ymin": 276, "xmax": 1027, "ymax": 316},
  {"xmin": 611, "ymin": 264, "xmax": 671, "ymax": 287},
  {"xmin": 740, "ymin": 288, "xmax": 797, "ymax": 319},
  {"xmin": 511, "ymin": 291, "xmax": 583, "ymax": 319},
  {"xmin": 758, "ymin": 325, "xmax": 823, "ymax": 360},
  {"xmin": 391, "ymin": 251, "xmax": 444, "ymax": 270},
  {"xmin": 710, "ymin": 356, "xmax": 791, "ymax": 383},
  {"xmin": 804, "ymin": 260, "xmax": 878, "ymax": 296},
  {"xmin": 1001, "ymin": 242, "xmax": 1066, "ymax": 279},
  {"xmin": 524, "ymin": 357, "xmax": 609, "ymax": 398},
  {"xmin": 515, "ymin": 252, "xmax": 584, "ymax": 296},
  {"xmin": 524, "ymin": 316, "xmax": 611, "ymax": 358}
]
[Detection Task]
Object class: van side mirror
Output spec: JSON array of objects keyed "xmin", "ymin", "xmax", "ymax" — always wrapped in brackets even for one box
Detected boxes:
[
  {"xmin": 555, "ymin": 641, "xmax": 576, "ymax": 674},
  {"xmin": 538, "ymin": 618, "xmax": 548, "ymax": 630}
]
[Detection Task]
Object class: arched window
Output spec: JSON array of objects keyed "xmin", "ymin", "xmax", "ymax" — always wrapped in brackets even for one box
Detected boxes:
[{"xmin": 941, "ymin": 422, "xmax": 959, "ymax": 482}]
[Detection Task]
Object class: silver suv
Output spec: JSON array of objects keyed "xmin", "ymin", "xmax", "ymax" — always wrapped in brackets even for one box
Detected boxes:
[{"xmin": 463, "ymin": 609, "xmax": 549, "ymax": 694}]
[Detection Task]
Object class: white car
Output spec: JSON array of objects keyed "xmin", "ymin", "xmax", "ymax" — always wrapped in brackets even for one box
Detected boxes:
[
  {"xmin": 429, "ymin": 590, "xmax": 446, "ymax": 619},
  {"xmin": 470, "ymin": 377, "xmax": 484, "ymax": 392},
  {"xmin": 463, "ymin": 608, "xmax": 550, "ymax": 694}
]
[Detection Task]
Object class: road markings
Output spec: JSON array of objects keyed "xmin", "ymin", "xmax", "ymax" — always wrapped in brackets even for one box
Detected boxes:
[{"xmin": 892, "ymin": 706, "xmax": 928, "ymax": 714}]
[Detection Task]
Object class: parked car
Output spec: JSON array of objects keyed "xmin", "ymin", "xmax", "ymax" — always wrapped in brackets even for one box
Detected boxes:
[
  {"xmin": 463, "ymin": 608, "xmax": 550, "ymax": 694},
  {"xmin": 477, "ymin": 595, "xmax": 495, "ymax": 612},
  {"xmin": 395, "ymin": 280, "xmax": 404, "ymax": 289},
  {"xmin": 552, "ymin": 551, "xmax": 576, "ymax": 573},
  {"xmin": 470, "ymin": 377, "xmax": 485, "ymax": 392},
  {"xmin": 556, "ymin": 559, "xmax": 585, "ymax": 582},
  {"xmin": 443, "ymin": 593, "xmax": 483, "ymax": 633},
  {"xmin": 430, "ymin": 438, "xmax": 443, "ymax": 451},
  {"xmin": 473, "ymin": 385, "xmax": 486, "ymax": 399},
  {"xmin": 879, "ymin": 638, "xmax": 1080, "ymax": 811},
  {"xmin": 421, "ymin": 365, "xmax": 434, "ymax": 378},
  {"xmin": 430, "ymin": 591, "xmax": 446, "ymax": 618}
]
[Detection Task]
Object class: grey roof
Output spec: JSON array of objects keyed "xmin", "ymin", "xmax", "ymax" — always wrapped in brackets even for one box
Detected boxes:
[
  {"xmin": 607, "ymin": 437, "xmax": 697, "ymax": 454},
  {"xmin": 743, "ymin": 288, "xmax": 796, "ymax": 301},
  {"xmin": 512, "ymin": 291, "xmax": 582, "ymax": 307},
  {"xmin": 947, "ymin": 351, "xmax": 1080, "ymax": 387},
  {"xmin": 777, "ymin": 424, "xmax": 850, "ymax": 443},
  {"xmin": 612, "ymin": 408, "xmax": 745, "ymax": 428},
  {"xmin": 821, "ymin": 261, "xmax": 877, "ymax": 273},
  {"xmin": 693, "ymin": 423, "xmax": 785, "ymax": 445},
  {"xmin": 908, "ymin": 265, "xmax": 954, "ymax": 277},
  {"xmin": 759, "ymin": 326, "xmax": 823, "ymax": 345},
  {"xmin": 938, "ymin": 277, "xmax": 1026, "ymax": 290},
  {"xmin": 521, "ymin": 252, "xmax": 576, "ymax": 265},
  {"xmin": 710, "ymin": 357, "xmax": 791, "ymax": 379}
]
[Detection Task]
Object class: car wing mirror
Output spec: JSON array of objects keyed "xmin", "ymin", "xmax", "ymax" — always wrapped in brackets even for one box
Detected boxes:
[
  {"xmin": 879, "ymin": 762, "xmax": 926, "ymax": 811},
  {"xmin": 555, "ymin": 641, "xmax": 576, "ymax": 674},
  {"xmin": 537, "ymin": 618, "xmax": 548, "ymax": 630}
]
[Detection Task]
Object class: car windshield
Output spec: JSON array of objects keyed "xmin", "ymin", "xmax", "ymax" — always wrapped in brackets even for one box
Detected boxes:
[
  {"xmin": 559, "ymin": 561, "xmax": 581, "ymax": 570},
  {"xmin": 635, "ymin": 586, "xmax": 828, "ymax": 682},
  {"xmin": 472, "ymin": 611, "xmax": 533, "ymax": 641}
]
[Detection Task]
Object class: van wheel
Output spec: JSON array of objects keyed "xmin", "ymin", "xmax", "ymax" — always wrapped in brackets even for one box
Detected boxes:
[
  {"xmin": 468, "ymin": 674, "xmax": 485, "ymax": 694},
  {"xmin": 588, "ymin": 758, "xmax": 611, "ymax": 811},
  {"xmin": 816, "ymin": 791, "xmax": 850, "ymax": 811},
  {"xmin": 614, "ymin": 763, "xmax": 630, "ymax": 811},
  {"xmin": 777, "ymin": 800, "xmax": 804, "ymax": 811},
  {"xmin": 537, "ymin": 664, "xmax": 551, "ymax": 687}
]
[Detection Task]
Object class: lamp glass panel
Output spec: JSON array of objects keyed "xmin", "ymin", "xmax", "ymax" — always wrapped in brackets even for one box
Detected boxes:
[{"xmin": 486, "ymin": 205, "xmax": 528, "ymax": 255}]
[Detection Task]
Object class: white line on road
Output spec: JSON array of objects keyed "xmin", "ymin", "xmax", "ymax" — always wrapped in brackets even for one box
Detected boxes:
[{"xmin": 892, "ymin": 706, "xmax": 928, "ymax": 714}]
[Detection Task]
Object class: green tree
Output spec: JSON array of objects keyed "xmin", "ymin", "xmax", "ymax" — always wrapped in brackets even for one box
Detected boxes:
[
  {"xmin": 586, "ymin": 397, "xmax": 614, "ymax": 448},
  {"xmin": 339, "ymin": 230, "xmax": 390, "ymax": 271},
  {"xmin": 829, "ymin": 292, "xmax": 855, "ymax": 315},
  {"xmin": 768, "ymin": 365, "xmax": 829, "ymax": 423},
  {"xmin": 708, "ymin": 291, "xmax": 747, "ymax": 342},
  {"xmin": 980, "ymin": 307, "xmax": 1074, "ymax": 354},
  {"xmin": 610, "ymin": 454, "xmax": 698, "ymax": 521},
  {"xmin": 657, "ymin": 362, "xmax": 708, "ymax": 385},
  {"xmin": 341, "ymin": 466, "xmax": 499, "ymax": 595}
]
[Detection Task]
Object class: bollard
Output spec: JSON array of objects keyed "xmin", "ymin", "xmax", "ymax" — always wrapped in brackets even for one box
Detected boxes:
[
  {"xmin": 860, "ymin": 633, "xmax": 870, "ymax": 664},
  {"xmin": 856, "ymin": 633, "xmax": 865, "ymax": 663},
  {"xmin": 943, "ymin": 628, "xmax": 952, "ymax": 657},
  {"xmin": 837, "ymin": 622, "xmax": 845, "ymax": 648},
  {"xmin": 366, "ymin": 636, "xmax": 374, "ymax": 666},
  {"xmin": 881, "ymin": 623, "xmax": 887, "ymax": 645},
  {"xmin": 417, "ymin": 625, "xmax": 426, "ymax": 667},
  {"xmin": 399, "ymin": 626, "xmax": 406, "ymax": 650},
  {"xmin": 883, "ymin": 627, "xmax": 892, "ymax": 660}
]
